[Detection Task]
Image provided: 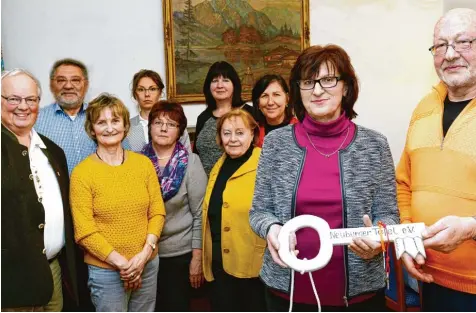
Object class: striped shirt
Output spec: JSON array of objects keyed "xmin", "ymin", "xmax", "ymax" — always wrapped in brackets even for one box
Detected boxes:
[{"xmin": 35, "ymin": 103, "xmax": 96, "ymax": 175}]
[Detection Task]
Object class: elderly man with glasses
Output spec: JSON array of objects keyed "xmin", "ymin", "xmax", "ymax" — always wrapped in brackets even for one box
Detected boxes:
[
  {"xmin": 34, "ymin": 58, "xmax": 96, "ymax": 175},
  {"xmin": 1, "ymin": 69, "xmax": 78, "ymax": 311},
  {"xmin": 396, "ymin": 8, "xmax": 476, "ymax": 311},
  {"xmin": 34, "ymin": 58, "xmax": 100, "ymax": 311},
  {"xmin": 35, "ymin": 58, "xmax": 131, "ymax": 175}
]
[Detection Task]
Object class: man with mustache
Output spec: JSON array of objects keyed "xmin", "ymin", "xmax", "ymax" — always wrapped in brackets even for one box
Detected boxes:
[
  {"xmin": 35, "ymin": 58, "xmax": 97, "ymax": 311},
  {"xmin": 35, "ymin": 58, "xmax": 96, "ymax": 175},
  {"xmin": 396, "ymin": 8, "xmax": 476, "ymax": 311},
  {"xmin": 1, "ymin": 69, "xmax": 78, "ymax": 311}
]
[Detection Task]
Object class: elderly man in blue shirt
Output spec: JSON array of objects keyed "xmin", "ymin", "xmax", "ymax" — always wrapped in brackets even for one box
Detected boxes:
[
  {"xmin": 35, "ymin": 58, "xmax": 108, "ymax": 311},
  {"xmin": 36, "ymin": 58, "xmax": 131, "ymax": 175},
  {"xmin": 35, "ymin": 58, "xmax": 96, "ymax": 175}
]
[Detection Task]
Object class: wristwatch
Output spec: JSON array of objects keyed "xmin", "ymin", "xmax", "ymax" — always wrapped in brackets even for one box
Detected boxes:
[{"xmin": 146, "ymin": 241, "xmax": 156, "ymax": 251}]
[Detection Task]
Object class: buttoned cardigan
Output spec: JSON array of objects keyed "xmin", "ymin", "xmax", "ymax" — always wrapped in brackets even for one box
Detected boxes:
[{"xmin": 1, "ymin": 125, "xmax": 78, "ymax": 308}]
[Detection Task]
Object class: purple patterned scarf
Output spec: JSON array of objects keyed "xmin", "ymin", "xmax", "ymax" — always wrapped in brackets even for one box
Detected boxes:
[{"xmin": 141, "ymin": 141, "xmax": 189, "ymax": 202}]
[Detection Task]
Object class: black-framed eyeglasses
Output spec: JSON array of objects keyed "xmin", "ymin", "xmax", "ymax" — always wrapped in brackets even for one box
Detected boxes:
[
  {"xmin": 297, "ymin": 76, "xmax": 342, "ymax": 90},
  {"xmin": 137, "ymin": 87, "xmax": 160, "ymax": 94},
  {"xmin": 52, "ymin": 76, "xmax": 84, "ymax": 87},
  {"xmin": 428, "ymin": 39, "xmax": 476, "ymax": 56},
  {"xmin": 1, "ymin": 95, "xmax": 40, "ymax": 106},
  {"xmin": 153, "ymin": 120, "xmax": 178, "ymax": 129}
]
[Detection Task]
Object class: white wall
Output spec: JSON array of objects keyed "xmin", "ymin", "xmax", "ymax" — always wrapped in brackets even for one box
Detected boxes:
[
  {"xmin": 309, "ymin": 0, "xmax": 442, "ymax": 162},
  {"xmin": 1, "ymin": 0, "xmax": 177, "ymax": 114},
  {"xmin": 3, "ymin": 0, "xmax": 471, "ymax": 162},
  {"xmin": 445, "ymin": 0, "xmax": 476, "ymax": 11}
]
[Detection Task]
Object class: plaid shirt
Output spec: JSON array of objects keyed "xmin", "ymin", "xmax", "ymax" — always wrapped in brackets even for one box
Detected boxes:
[{"xmin": 35, "ymin": 103, "xmax": 97, "ymax": 175}]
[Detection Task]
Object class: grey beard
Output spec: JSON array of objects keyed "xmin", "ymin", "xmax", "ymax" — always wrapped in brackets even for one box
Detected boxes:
[{"xmin": 56, "ymin": 97, "xmax": 83, "ymax": 110}]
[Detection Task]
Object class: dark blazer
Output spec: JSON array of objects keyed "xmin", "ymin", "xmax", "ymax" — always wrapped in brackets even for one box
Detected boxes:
[{"xmin": 1, "ymin": 125, "xmax": 79, "ymax": 308}]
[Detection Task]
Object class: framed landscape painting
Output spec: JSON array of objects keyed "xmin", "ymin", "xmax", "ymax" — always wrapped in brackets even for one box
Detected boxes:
[{"xmin": 163, "ymin": 0, "xmax": 310, "ymax": 103}]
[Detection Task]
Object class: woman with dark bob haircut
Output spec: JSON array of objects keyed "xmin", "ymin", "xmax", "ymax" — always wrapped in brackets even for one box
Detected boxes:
[
  {"xmin": 249, "ymin": 44, "xmax": 399, "ymax": 311},
  {"xmin": 193, "ymin": 61, "xmax": 253, "ymax": 175},
  {"xmin": 125, "ymin": 69, "xmax": 191, "ymax": 152},
  {"xmin": 140, "ymin": 101, "xmax": 207, "ymax": 311},
  {"xmin": 251, "ymin": 74, "xmax": 298, "ymax": 147}
]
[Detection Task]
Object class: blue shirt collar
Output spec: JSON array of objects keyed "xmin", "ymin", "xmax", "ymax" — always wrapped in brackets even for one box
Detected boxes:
[{"xmin": 53, "ymin": 102, "xmax": 88, "ymax": 114}]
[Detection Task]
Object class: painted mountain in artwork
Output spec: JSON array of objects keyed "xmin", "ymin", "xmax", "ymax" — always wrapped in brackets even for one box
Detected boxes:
[
  {"xmin": 173, "ymin": 0, "xmax": 300, "ymax": 46},
  {"xmin": 193, "ymin": 0, "xmax": 278, "ymax": 38},
  {"xmin": 260, "ymin": 6, "xmax": 301, "ymax": 32},
  {"xmin": 172, "ymin": 0, "xmax": 303, "ymax": 96}
]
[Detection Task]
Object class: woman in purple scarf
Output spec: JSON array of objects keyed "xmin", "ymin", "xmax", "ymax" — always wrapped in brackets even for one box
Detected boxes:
[{"xmin": 141, "ymin": 101, "xmax": 207, "ymax": 311}]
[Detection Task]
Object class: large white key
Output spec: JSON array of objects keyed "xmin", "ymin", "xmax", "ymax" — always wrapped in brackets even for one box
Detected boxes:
[{"xmin": 278, "ymin": 215, "xmax": 426, "ymax": 273}]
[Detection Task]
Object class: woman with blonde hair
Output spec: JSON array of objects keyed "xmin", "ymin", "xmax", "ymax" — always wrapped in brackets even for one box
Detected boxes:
[
  {"xmin": 71, "ymin": 93, "xmax": 166, "ymax": 312},
  {"xmin": 202, "ymin": 108, "xmax": 266, "ymax": 312}
]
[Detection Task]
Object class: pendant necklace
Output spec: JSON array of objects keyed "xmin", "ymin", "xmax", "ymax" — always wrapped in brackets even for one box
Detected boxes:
[{"xmin": 305, "ymin": 127, "xmax": 350, "ymax": 158}]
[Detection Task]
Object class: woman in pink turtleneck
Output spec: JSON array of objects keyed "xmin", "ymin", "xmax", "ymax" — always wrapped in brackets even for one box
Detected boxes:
[{"xmin": 249, "ymin": 44, "xmax": 399, "ymax": 311}]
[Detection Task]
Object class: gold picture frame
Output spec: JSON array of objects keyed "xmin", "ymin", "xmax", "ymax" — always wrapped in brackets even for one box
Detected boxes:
[{"xmin": 163, "ymin": 0, "xmax": 310, "ymax": 103}]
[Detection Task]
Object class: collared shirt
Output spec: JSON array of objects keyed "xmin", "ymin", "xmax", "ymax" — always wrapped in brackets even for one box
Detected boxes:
[
  {"xmin": 139, "ymin": 113, "xmax": 149, "ymax": 144},
  {"xmin": 29, "ymin": 129, "xmax": 65, "ymax": 260},
  {"xmin": 35, "ymin": 103, "xmax": 96, "ymax": 175}
]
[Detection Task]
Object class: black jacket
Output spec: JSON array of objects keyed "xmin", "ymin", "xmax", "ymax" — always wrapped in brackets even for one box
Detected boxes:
[{"xmin": 1, "ymin": 125, "xmax": 79, "ymax": 308}]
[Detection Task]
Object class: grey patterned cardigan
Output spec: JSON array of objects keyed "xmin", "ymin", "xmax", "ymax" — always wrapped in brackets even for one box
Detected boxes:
[{"xmin": 249, "ymin": 123, "xmax": 400, "ymax": 303}]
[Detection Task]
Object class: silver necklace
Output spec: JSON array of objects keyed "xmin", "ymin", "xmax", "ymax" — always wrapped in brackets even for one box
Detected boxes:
[
  {"xmin": 156, "ymin": 155, "xmax": 171, "ymax": 160},
  {"xmin": 305, "ymin": 127, "xmax": 350, "ymax": 158}
]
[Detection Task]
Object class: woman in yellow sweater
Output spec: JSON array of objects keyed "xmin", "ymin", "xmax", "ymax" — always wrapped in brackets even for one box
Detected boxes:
[
  {"xmin": 201, "ymin": 109, "xmax": 266, "ymax": 311},
  {"xmin": 70, "ymin": 93, "xmax": 166, "ymax": 312}
]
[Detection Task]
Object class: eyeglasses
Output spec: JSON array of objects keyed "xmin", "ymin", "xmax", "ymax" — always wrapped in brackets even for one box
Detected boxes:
[
  {"xmin": 137, "ymin": 87, "xmax": 160, "ymax": 94},
  {"xmin": 153, "ymin": 120, "xmax": 178, "ymax": 129},
  {"xmin": 1, "ymin": 95, "xmax": 40, "ymax": 106},
  {"xmin": 297, "ymin": 76, "xmax": 342, "ymax": 90},
  {"xmin": 429, "ymin": 39, "xmax": 476, "ymax": 56},
  {"xmin": 52, "ymin": 77, "xmax": 84, "ymax": 87}
]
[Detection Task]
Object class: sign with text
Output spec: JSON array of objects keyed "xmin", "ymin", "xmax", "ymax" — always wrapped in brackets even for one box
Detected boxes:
[
  {"xmin": 329, "ymin": 223, "xmax": 425, "ymax": 245},
  {"xmin": 278, "ymin": 215, "xmax": 427, "ymax": 273}
]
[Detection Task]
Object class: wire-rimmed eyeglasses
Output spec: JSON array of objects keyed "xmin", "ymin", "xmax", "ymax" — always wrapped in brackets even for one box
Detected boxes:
[
  {"xmin": 1, "ymin": 95, "xmax": 40, "ymax": 106},
  {"xmin": 137, "ymin": 87, "xmax": 160, "ymax": 94},
  {"xmin": 152, "ymin": 120, "xmax": 178, "ymax": 129},
  {"xmin": 428, "ymin": 39, "xmax": 476, "ymax": 56},
  {"xmin": 52, "ymin": 77, "xmax": 84, "ymax": 87}
]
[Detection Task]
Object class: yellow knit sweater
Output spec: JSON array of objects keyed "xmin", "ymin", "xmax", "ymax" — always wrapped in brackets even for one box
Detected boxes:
[
  {"xmin": 70, "ymin": 151, "xmax": 166, "ymax": 269},
  {"xmin": 396, "ymin": 82, "xmax": 476, "ymax": 294}
]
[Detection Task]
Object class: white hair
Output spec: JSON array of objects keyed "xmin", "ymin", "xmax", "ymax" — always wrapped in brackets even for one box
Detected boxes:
[
  {"xmin": 436, "ymin": 8, "xmax": 476, "ymax": 33},
  {"xmin": 1, "ymin": 68, "xmax": 42, "ymax": 98}
]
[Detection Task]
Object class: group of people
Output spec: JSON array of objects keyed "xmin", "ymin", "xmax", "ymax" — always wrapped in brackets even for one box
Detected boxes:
[{"xmin": 2, "ymin": 7, "xmax": 475, "ymax": 312}]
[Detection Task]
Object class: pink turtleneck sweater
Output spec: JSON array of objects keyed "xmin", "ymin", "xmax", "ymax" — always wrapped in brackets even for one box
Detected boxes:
[{"xmin": 274, "ymin": 113, "xmax": 374, "ymax": 306}]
